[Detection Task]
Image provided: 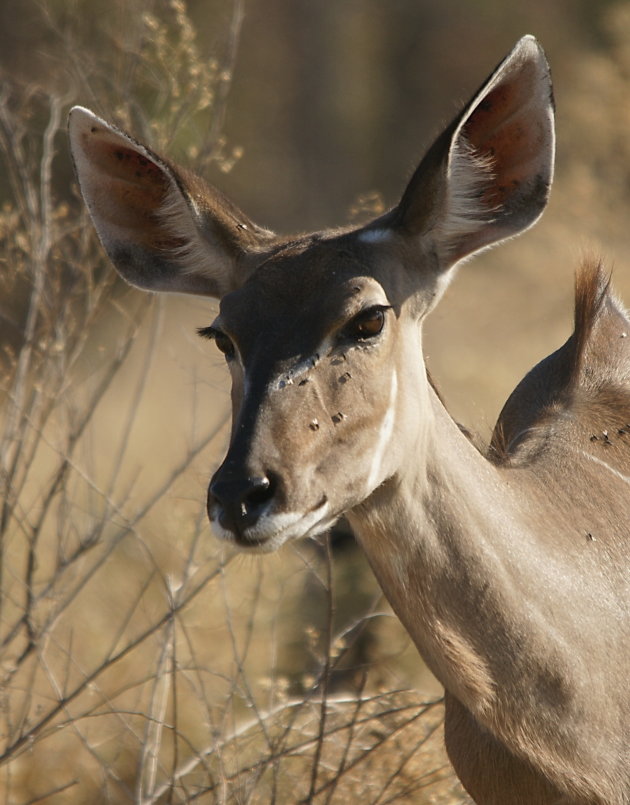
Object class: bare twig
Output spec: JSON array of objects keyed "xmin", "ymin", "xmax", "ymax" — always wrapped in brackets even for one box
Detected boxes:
[
  {"xmin": 136, "ymin": 594, "xmax": 175, "ymax": 803},
  {"xmin": 201, "ymin": 0, "xmax": 245, "ymax": 162},
  {"xmin": 0, "ymin": 559, "xmax": 231, "ymax": 766},
  {"xmin": 22, "ymin": 778, "xmax": 80, "ymax": 804},
  {"xmin": 302, "ymin": 536, "xmax": 334, "ymax": 804}
]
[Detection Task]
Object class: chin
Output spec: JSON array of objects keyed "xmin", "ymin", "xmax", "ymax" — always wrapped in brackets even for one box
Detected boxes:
[{"xmin": 210, "ymin": 501, "xmax": 338, "ymax": 554}]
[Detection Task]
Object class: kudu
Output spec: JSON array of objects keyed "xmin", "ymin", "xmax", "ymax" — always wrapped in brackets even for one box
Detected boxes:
[{"xmin": 69, "ymin": 36, "xmax": 629, "ymax": 805}]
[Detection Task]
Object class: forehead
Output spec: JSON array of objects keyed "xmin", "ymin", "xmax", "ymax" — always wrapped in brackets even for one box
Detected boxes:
[{"xmin": 218, "ymin": 234, "xmax": 392, "ymax": 334}]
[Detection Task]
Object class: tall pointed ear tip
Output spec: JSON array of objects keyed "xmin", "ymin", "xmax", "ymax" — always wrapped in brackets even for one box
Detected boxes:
[
  {"xmin": 68, "ymin": 105, "xmax": 94, "ymax": 125},
  {"xmin": 68, "ymin": 106, "xmax": 91, "ymax": 140},
  {"xmin": 511, "ymin": 34, "xmax": 549, "ymax": 68},
  {"xmin": 68, "ymin": 106, "xmax": 109, "ymax": 142},
  {"xmin": 516, "ymin": 33, "xmax": 542, "ymax": 51}
]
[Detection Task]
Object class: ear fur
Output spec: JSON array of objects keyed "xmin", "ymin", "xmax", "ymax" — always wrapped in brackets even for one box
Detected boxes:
[
  {"xmin": 387, "ymin": 35, "xmax": 555, "ymax": 268},
  {"xmin": 70, "ymin": 39, "xmax": 554, "ymax": 298},
  {"xmin": 68, "ymin": 107, "xmax": 274, "ymax": 297}
]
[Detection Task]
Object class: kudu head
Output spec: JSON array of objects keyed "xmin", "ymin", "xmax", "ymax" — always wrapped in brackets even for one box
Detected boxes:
[{"xmin": 69, "ymin": 36, "xmax": 554, "ymax": 552}]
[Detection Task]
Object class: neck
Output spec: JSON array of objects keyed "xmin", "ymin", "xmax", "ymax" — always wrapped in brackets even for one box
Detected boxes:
[
  {"xmin": 347, "ymin": 386, "xmax": 571, "ymax": 717},
  {"xmin": 346, "ymin": 381, "xmax": 630, "ymax": 801}
]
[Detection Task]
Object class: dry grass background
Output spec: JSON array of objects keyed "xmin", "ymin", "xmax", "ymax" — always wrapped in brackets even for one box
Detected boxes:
[{"xmin": 2, "ymin": 1, "xmax": 630, "ymax": 802}]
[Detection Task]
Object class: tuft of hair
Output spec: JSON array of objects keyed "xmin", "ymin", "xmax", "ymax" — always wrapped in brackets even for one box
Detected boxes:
[
  {"xmin": 158, "ymin": 178, "xmax": 218, "ymax": 275},
  {"xmin": 440, "ymin": 136, "xmax": 496, "ymax": 259},
  {"xmin": 490, "ymin": 258, "xmax": 630, "ymax": 462},
  {"xmin": 568, "ymin": 258, "xmax": 613, "ymax": 389},
  {"xmin": 156, "ymin": 165, "xmax": 275, "ymax": 288}
]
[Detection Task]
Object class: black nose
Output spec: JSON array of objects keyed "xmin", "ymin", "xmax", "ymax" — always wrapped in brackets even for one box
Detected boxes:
[{"xmin": 208, "ymin": 474, "xmax": 276, "ymax": 535}]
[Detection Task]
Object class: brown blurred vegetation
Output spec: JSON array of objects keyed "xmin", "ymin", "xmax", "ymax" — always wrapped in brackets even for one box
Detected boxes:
[{"xmin": 1, "ymin": 0, "xmax": 630, "ymax": 802}]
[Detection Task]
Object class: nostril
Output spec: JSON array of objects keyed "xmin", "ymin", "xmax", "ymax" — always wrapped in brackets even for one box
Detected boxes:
[
  {"xmin": 208, "ymin": 473, "xmax": 277, "ymax": 534},
  {"xmin": 244, "ymin": 475, "xmax": 275, "ymax": 508}
]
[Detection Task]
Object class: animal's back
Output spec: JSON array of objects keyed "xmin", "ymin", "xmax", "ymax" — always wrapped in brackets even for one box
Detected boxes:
[
  {"xmin": 491, "ymin": 260, "xmax": 630, "ymax": 625},
  {"xmin": 492, "ymin": 260, "xmax": 630, "ymax": 479},
  {"xmin": 477, "ymin": 260, "xmax": 630, "ymax": 804}
]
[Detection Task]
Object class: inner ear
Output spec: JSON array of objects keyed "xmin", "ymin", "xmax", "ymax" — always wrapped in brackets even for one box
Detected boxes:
[
  {"xmin": 387, "ymin": 36, "xmax": 554, "ymax": 267},
  {"xmin": 82, "ymin": 139, "xmax": 177, "ymax": 251},
  {"xmin": 68, "ymin": 106, "xmax": 273, "ymax": 298},
  {"xmin": 459, "ymin": 53, "xmax": 552, "ymax": 222}
]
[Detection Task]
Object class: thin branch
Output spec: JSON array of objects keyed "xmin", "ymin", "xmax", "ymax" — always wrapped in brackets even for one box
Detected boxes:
[
  {"xmin": 323, "ymin": 670, "xmax": 368, "ymax": 805},
  {"xmin": 136, "ymin": 587, "xmax": 175, "ymax": 804},
  {"xmin": 302, "ymin": 535, "xmax": 334, "ymax": 804},
  {"xmin": 145, "ymin": 692, "xmax": 443, "ymax": 803},
  {"xmin": 200, "ymin": 0, "xmax": 245, "ymax": 162},
  {"xmin": 0, "ymin": 310, "xmax": 145, "ymax": 656},
  {"xmin": 0, "ymin": 560, "xmax": 230, "ymax": 766},
  {"xmin": 22, "ymin": 778, "xmax": 79, "ymax": 805},
  {"xmin": 305, "ymin": 704, "xmax": 438, "ymax": 802},
  {"xmin": 373, "ymin": 717, "xmax": 445, "ymax": 805},
  {"xmin": 37, "ymin": 646, "xmax": 135, "ymax": 801}
]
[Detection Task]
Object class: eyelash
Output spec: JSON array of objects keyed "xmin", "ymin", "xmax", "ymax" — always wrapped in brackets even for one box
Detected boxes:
[{"xmin": 197, "ymin": 326, "xmax": 217, "ymax": 340}]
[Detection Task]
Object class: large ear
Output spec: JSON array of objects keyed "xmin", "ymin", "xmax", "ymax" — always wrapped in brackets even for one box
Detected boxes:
[
  {"xmin": 68, "ymin": 107, "xmax": 274, "ymax": 297},
  {"xmin": 385, "ymin": 35, "xmax": 554, "ymax": 268}
]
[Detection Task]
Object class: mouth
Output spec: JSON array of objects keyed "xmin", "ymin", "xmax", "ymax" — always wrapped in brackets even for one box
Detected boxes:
[{"xmin": 210, "ymin": 496, "xmax": 336, "ymax": 553}]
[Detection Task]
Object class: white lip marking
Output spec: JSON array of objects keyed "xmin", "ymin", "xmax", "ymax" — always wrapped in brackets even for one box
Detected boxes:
[
  {"xmin": 210, "ymin": 498, "xmax": 334, "ymax": 553},
  {"xmin": 366, "ymin": 369, "xmax": 398, "ymax": 491}
]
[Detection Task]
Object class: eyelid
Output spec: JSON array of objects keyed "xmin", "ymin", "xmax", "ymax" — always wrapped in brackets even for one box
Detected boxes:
[
  {"xmin": 337, "ymin": 303, "xmax": 389, "ymax": 325},
  {"xmin": 359, "ymin": 303, "xmax": 392, "ymax": 315},
  {"xmin": 347, "ymin": 303, "xmax": 392, "ymax": 326}
]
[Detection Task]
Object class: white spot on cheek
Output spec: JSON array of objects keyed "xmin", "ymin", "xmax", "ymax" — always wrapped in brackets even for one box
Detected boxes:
[
  {"xmin": 358, "ymin": 228, "xmax": 391, "ymax": 245},
  {"xmin": 366, "ymin": 370, "xmax": 398, "ymax": 491}
]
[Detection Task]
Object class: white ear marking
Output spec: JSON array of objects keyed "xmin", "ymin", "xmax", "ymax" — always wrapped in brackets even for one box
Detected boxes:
[
  {"xmin": 439, "ymin": 136, "xmax": 496, "ymax": 259},
  {"xmin": 157, "ymin": 182, "xmax": 233, "ymax": 286}
]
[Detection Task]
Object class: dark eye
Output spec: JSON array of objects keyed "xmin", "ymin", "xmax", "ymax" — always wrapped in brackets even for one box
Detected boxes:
[
  {"xmin": 214, "ymin": 332, "xmax": 235, "ymax": 359},
  {"xmin": 198, "ymin": 326, "xmax": 236, "ymax": 360},
  {"xmin": 345, "ymin": 306, "xmax": 389, "ymax": 340}
]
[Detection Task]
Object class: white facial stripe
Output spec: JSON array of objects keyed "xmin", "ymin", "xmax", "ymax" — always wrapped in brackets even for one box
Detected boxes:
[
  {"xmin": 366, "ymin": 369, "xmax": 398, "ymax": 491},
  {"xmin": 580, "ymin": 450, "xmax": 630, "ymax": 485}
]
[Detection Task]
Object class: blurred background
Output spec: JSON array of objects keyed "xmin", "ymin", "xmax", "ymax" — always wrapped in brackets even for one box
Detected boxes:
[{"xmin": 1, "ymin": 1, "xmax": 630, "ymax": 802}]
